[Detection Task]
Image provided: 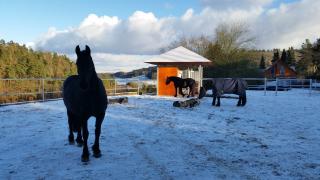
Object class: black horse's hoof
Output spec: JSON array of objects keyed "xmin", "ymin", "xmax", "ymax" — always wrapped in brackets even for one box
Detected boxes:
[
  {"xmin": 237, "ymin": 104, "xmax": 241, "ymax": 106},
  {"xmin": 93, "ymin": 152, "xmax": 102, "ymax": 158},
  {"xmin": 81, "ymin": 154, "xmax": 90, "ymax": 162},
  {"xmin": 76, "ymin": 139, "xmax": 84, "ymax": 147},
  {"xmin": 68, "ymin": 136, "xmax": 75, "ymax": 144},
  {"xmin": 216, "ymin": 104, "xmax": 220, "ymax": 107},
  {"xmin": 92, "ymin": 146, "xmax": 101, "ymax": 158}
]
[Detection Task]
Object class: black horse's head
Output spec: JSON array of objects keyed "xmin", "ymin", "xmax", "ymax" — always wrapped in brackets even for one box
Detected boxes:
[
  {"xmin": 75, "ymin": 45, "xmax": 96, "ymax": 90},
  {"xmin": 165, "ymin": 76, "xmax": 172, "ymax": 85}
]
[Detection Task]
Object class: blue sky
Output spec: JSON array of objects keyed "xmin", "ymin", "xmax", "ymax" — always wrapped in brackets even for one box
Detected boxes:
[
  {"xmin": 0, "ymin": 0, "xmax": 299, "ymax": 43},
  {"xmin": 0, "ymin": 0, "xmax": 318, "ymax": 72},
  {"xmin": 0, "ymin": 0, "xmax": 201, "ymax": 43}
]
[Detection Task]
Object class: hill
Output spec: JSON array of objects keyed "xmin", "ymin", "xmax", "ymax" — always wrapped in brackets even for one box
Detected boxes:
[
  {"xmin": 112, "ymin": 66, "xmax": 157, "ymax": 79},
  {"xmin": 0, "ymin": 40, "xmax": 76, "ymax": 78}
]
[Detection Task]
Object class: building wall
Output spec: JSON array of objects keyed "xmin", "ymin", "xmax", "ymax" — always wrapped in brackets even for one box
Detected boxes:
[
  {"xmin": 265, "ymin": 62, "xmax": 297, "ymax": 78},
  {"xmin": 158, "ymin": 67, "xmax": 178, "ymax": 96}
]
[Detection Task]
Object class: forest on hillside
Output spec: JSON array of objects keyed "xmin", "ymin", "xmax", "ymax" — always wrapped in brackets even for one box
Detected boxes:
[{"xmin": 0, "ymin": 40, "xmax": 76, "ymax": 79}]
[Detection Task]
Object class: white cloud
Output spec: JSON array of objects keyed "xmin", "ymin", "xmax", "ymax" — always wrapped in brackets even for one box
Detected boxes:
[
  {"xmin": 253, "ymin": 0, "xmax": 320, "ymax": 49},
  {"xmin": 33, "ymin": 0, "xmax": 320, "ymax": 72}
]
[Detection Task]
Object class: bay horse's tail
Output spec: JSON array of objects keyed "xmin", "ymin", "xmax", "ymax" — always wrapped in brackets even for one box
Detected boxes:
[{"xmin": 198, "ymin": 86, "xmax": 206, "ymax": 99}]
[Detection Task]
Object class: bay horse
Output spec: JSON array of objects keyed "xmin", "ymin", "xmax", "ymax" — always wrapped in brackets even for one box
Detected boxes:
[
  {"xmin": 63, "ymin": 45, "xmax": 108, "ymax": 162},
  {"xmin": 166, "ymin": 76, "xmax": 196, "ymax": 97},
  {"xmin": 204, "ymin": 78, "xmax": 247, "ymax": 106}
]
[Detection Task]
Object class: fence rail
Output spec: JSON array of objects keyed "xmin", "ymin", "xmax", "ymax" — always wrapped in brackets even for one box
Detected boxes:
[
  {"xmin": 0, "ymin": 77, "xmax": 318, "ymax": 105},
  {"xmin": 202, "ymin": 78, "xmax": 319, "ymax": 95},
  {"xmin": 0, "ymin": 78, "xmax": 157, "ymax": 105}
]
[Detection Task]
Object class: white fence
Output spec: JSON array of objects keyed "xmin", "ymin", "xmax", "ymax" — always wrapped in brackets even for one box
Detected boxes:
[
  {"xmin": 0, "ymin": 78, "xmax": 156, "ymax": 105},
  {"xmin": 202, "ymin": 78, "xmax": 319, "ymax": 96},
  {"xmin": 0, "ymin": 77, "xmax": 318, "ymax": 105}
]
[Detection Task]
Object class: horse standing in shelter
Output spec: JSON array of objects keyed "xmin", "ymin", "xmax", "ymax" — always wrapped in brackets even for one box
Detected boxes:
[{"xmin": 166, "ymin": 76, "xmax": 196, "ymax": 97}]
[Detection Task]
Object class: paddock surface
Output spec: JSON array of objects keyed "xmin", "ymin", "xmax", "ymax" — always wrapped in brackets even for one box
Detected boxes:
[{"xmin": 0, "ymin": 90, "xmax": 319, "ymax": 179}]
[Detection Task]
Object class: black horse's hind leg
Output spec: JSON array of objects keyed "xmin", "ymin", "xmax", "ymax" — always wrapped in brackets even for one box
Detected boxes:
[
  {"xmin": 174, "ymin": 85, "xmax": 178, "ymax": 97},
  {"xmin": 81, "ymin": 119, "xmax": 90, "ymax": 162},
  {"xmin": 92, "ymin": 113, "xmax": 105, "ymax": 158},
  {"xmin": 67, "ymin": 110, "xmax": 75, "ymax": 144},
  {"xmin": 76, "ymin": 130, "xmax": 83, "ymax": 146}
]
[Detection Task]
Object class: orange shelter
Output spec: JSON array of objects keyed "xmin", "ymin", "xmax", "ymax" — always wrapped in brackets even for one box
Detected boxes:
[{"xmin": 145, "ymin": 46, "xmax": 211, "ymax": 96}]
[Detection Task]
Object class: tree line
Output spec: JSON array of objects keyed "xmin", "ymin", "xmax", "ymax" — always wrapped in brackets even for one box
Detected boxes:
[
  {"xmin": 0, "ymin": 39, "xmax": 76, "ymax": 78},
  {"xmin": 165, "ymin": 23, "xmax": 320, "ymax": 79}
]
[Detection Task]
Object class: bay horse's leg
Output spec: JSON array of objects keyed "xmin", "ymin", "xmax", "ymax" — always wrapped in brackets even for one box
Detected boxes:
[
  {"xmin": 81, "ymin": 119, "xmax": 90, "ymax": 162},
  {"xmin": 92, "ymin": 113, "xmax": 105, "ymax": 158},
  {"xmin": 241, "ymin": 93, "xmax": 247, "ymax": 106},
  {"xmin": 237, "ymin": 95, "xmax": 242, "ymax": 106},
  {"xmin": 216, "ymin": 96, "xmax": 221, "ymax": 107},
  {"xmin": 67, "ymin": 110, "xmax": 74, "ymax": 144},
  {"xmin": 212, "ymin": 95, "xmax": 216, "ymax": 106}
]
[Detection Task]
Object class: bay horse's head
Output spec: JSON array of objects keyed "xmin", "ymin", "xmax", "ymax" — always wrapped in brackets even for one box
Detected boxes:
[
  {"xmin": 165, "ymin": 76, "xmax": 172, "ymax": 85},
  {"xmin": 75, "ymin": 45, "xmax": 96, "ymax": 90}
]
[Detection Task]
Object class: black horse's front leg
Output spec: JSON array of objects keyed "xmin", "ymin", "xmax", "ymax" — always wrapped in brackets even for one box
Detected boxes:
[
  {"xmin": 187, "ymin": 86, "xmax": 192, "ymax": 98},
  {"xmin": 92, "ymin": 113, "xmax": 105, "ymax": 158},
  {"xmin": 81, "ymin": 120, "xmax": 90, "ymax": 162},
  {"xmin": 67, "ymin": 110, "xmax": 74, "ymax": 144},
  {"xmin": 179, "ymin": 87, "xmax": 185, "ymax": 97},
  {"xmin": 174, "ymin": 85, "xmax": 178, "ymax": 97}
]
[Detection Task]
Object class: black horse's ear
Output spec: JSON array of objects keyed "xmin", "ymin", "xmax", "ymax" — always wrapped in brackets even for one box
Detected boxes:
[
  {"xmin": 85, "ymin": 45, "xmax": 91, "ymax": 54},
  {"xmin": 75, "ymin": 45, "xmax": 81, "ymax": 56}
]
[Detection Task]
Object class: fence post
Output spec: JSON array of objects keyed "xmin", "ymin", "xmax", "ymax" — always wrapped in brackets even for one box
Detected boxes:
[
  {"xmin": 309, "ymin": 79, "xmax": 312, "ymax": 96},
  {"xmin": 275, "ymin": 78, "xmax": 278, "ymax": 96},
  {"xmin": 114, "ymin": 79, "xmax": 116, "ymax": 96},
  {"xmin": 264, "ymin": 78, "xmax": 267, "ymax": 96},
  {"xmin": 42, "ymin": 79, "xmax": 45, "ymax": 101},
  {"xmin": 137, "ymin": 79, "xmax": 140, "ymax": 95}
]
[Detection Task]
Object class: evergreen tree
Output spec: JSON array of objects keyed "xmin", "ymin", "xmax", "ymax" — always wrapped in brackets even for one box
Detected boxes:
[
  {"xmin": 286, "ymin": 47, "xmax": 296, "ymax": 66},
  {"xmin": 259, "ymin": 55, "xmax": 266, "ymax": 69},
  {"xmin": 280, "ymin": 49, "xmax": 287, "ymax": 62},
  {"xmin": 272, "ymin": 49, "xmax": 280, "ymax": 63}
]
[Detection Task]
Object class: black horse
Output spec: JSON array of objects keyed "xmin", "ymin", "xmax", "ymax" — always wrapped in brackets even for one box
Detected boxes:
[
  {"xmin": 203, "ymin": 78, "xmax": 247, "ymax": 106},
  {"xmin": 166, "ymin": 76, "xmax": 196, "ymax": 97},
  {"xmin": 63, "ymin": 45, "xmax": 108, "ymax": 162}
]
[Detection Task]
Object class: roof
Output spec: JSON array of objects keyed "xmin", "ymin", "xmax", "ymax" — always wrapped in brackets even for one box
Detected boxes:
[{"xmin": 145, "ymin": 46, "xmax": 211, "ymax": 66}]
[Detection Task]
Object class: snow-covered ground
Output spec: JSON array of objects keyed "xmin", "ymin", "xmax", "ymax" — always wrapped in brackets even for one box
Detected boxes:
[{"xmin": 0, "ymin": 90, "xmax": 320, "ymax": 179}]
